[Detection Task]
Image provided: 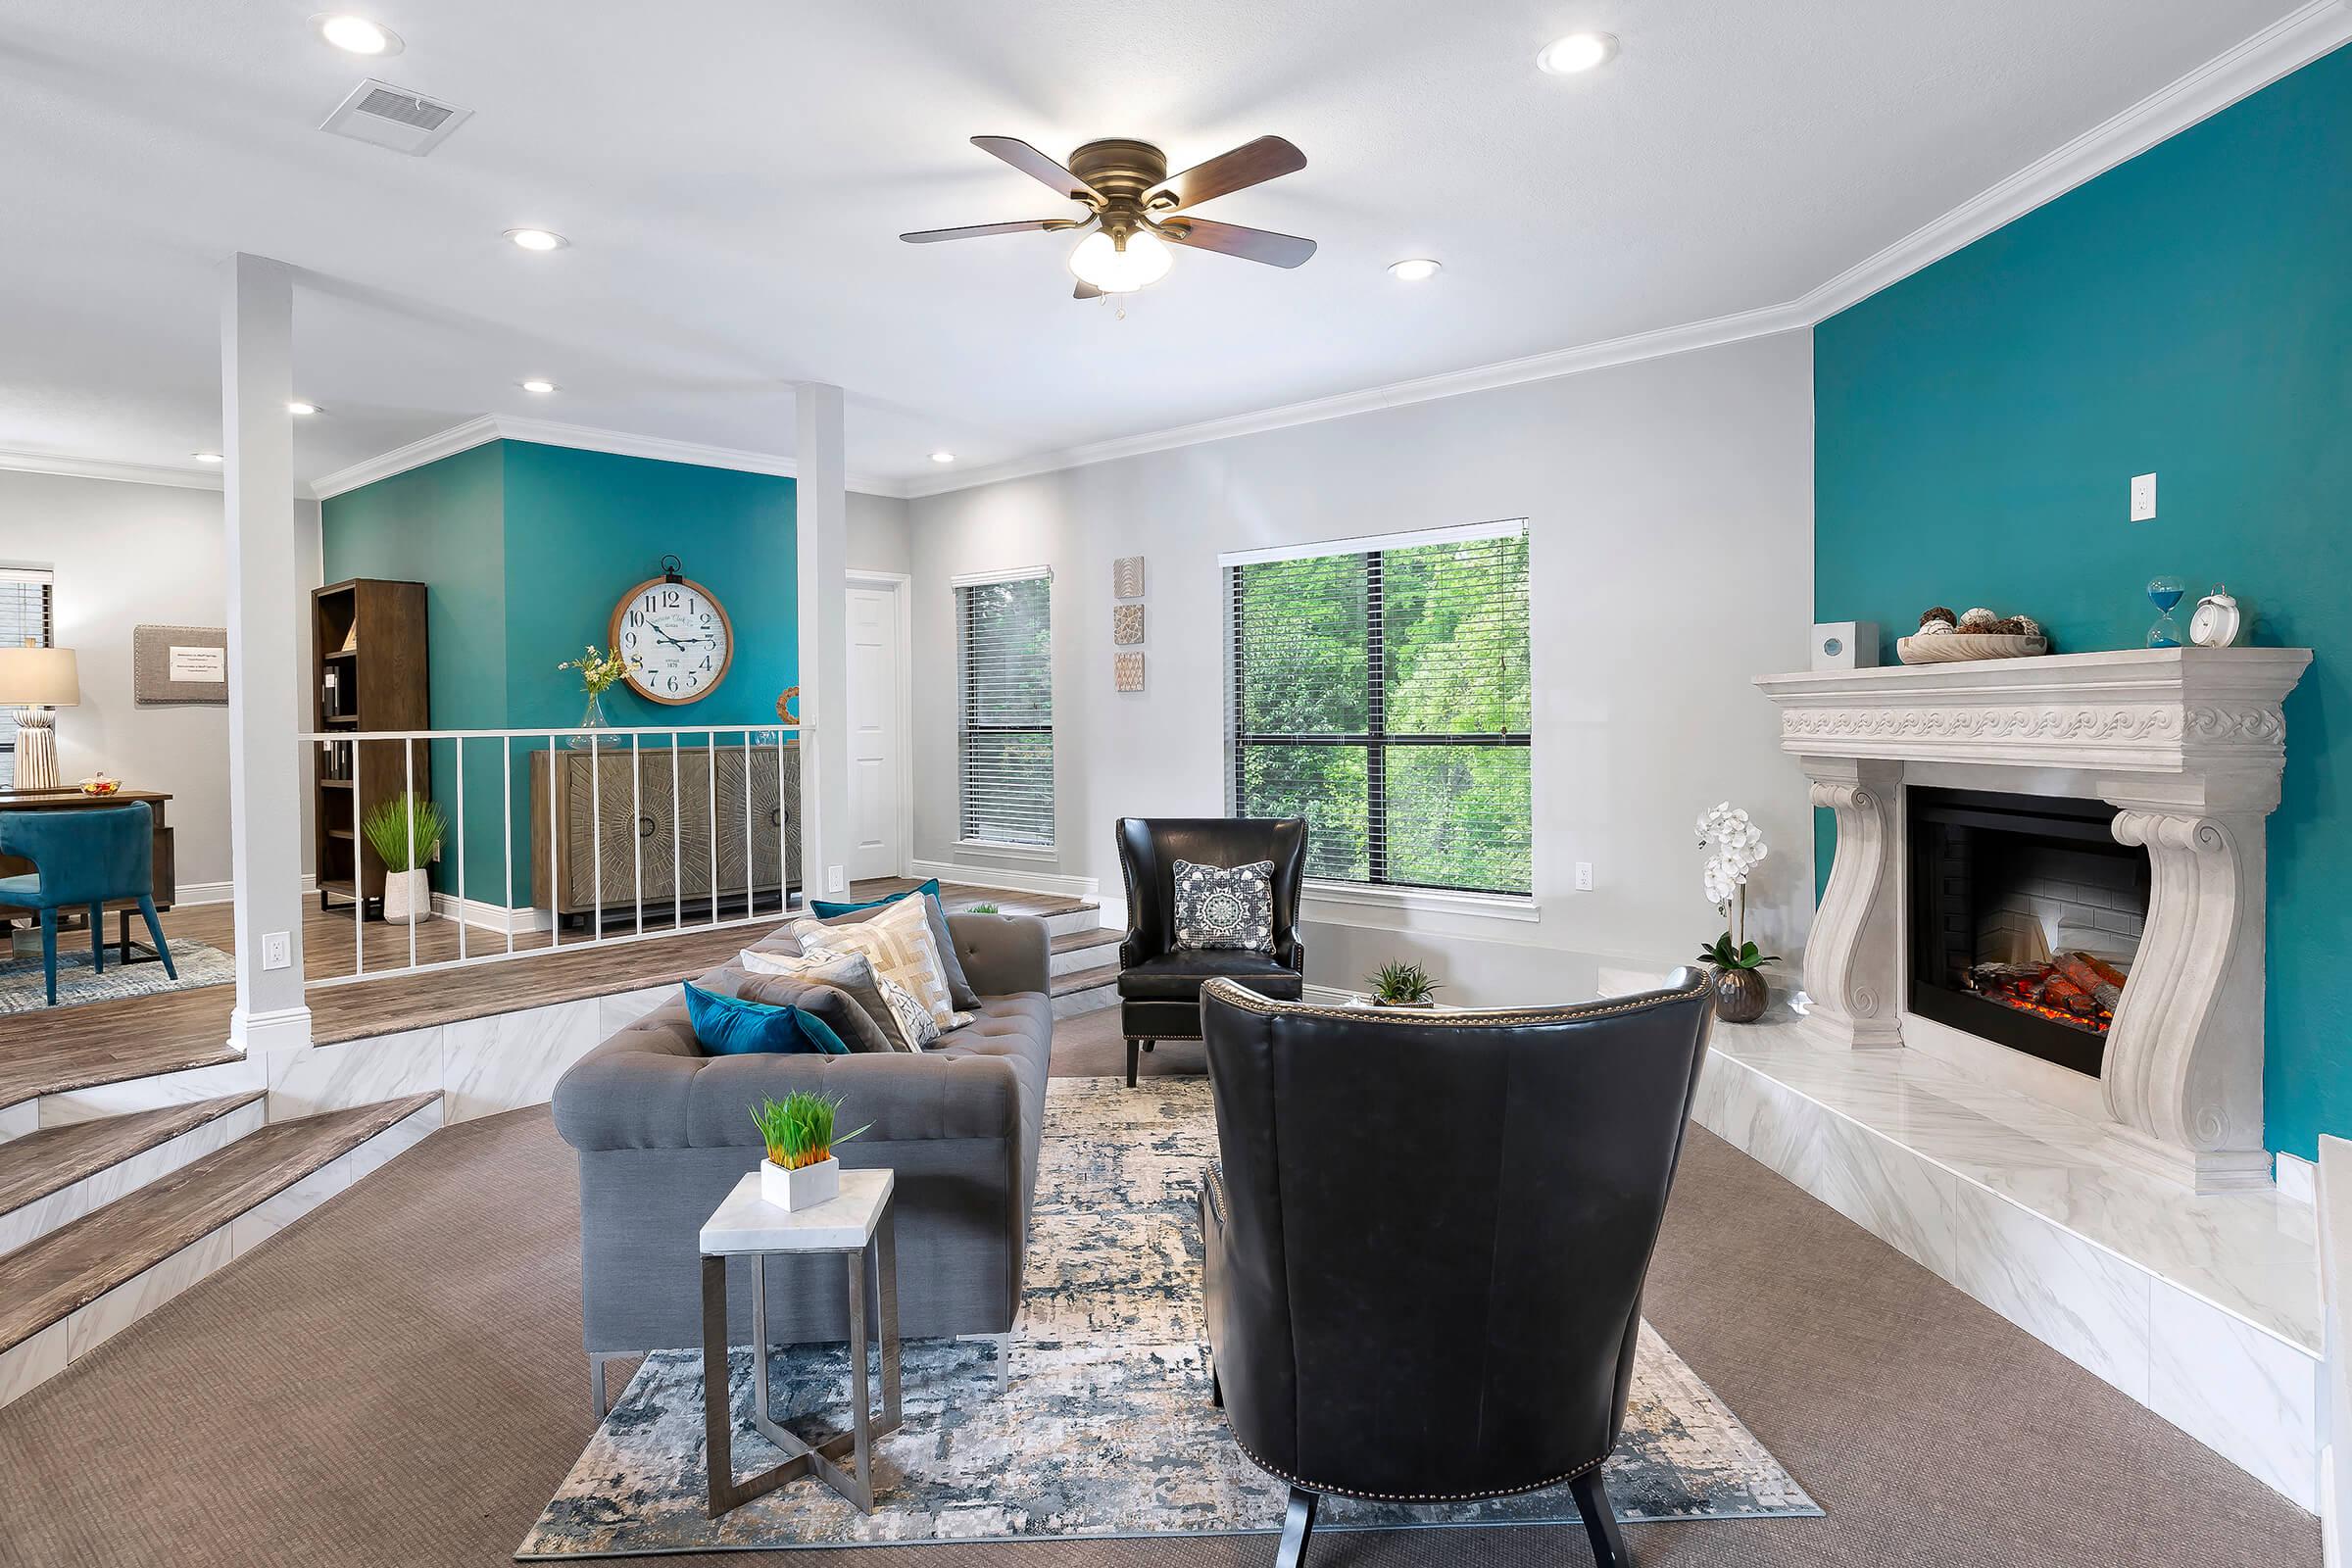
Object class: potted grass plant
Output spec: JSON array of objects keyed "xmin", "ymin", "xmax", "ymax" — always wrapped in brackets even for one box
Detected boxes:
[
  {"xmin": 361, "ymin": 791, "xmax": 447, "ymax": 927},
  {"xmin": 751, "ymin": 1091, "xmax": 871, "ymax": 1211},
  {"xmin": 1365, "ymin": 958, "xmax": 1441, "ymax": 1008}
]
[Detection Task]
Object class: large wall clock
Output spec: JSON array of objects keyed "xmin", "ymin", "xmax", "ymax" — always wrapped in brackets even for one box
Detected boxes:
[{"xmin": 609, "ymin": 557, "xmax": 735, "ymax": 705}]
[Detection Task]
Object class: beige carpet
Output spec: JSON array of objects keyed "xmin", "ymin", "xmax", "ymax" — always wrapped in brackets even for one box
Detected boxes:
[{"xmin": 0, "ymin": 1004, "xmax": 2321, "ymax": 1568}]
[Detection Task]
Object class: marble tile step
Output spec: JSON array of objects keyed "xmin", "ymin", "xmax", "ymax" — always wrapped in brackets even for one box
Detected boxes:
[
  {"xmin": 1050, "ymin": 929, "xmax": 1122, "ymax": 977},
  {"xmin": 0, "ymin": 1093, "xmax": 265, "ymax": 1232},
  {"xmin": 0, "ymin": 1093, "xmax": 439, "ymax": 1359}
]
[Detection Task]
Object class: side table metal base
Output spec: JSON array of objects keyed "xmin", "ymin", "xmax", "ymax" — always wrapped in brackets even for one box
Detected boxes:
[{"xmin": 702, "ymin": 1207, "xmax": 901, "ymax": 1518}]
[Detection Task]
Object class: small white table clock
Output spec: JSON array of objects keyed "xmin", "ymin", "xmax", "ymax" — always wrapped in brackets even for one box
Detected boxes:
[
  {"xmin": 2189, "ymin": 586, "xmax": 2242, "ymax": 648},
  {"xmin": 1811, "ymin": 621, "xmax": 1880, "ymax": 671}
]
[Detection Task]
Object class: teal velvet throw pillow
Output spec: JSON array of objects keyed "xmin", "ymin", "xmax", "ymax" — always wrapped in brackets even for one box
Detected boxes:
[
  {"xmin": 809, "ymin": 877, "xmax": 941, "ymax": 919},
  {"xmin": 683, "ymin": 981, "xmax": 849, "ymax": 1057}
]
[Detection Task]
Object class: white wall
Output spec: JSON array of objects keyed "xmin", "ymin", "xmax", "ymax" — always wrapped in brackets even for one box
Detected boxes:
[
  {"xmin": 0, "ymin": 469, "xmax": 322, "ymax": 895},
  {"xmin": 904, "ymin": 333, "xmax": 1817, "ymax": 1002},
  {"xmin": 846, "ymin": 490, "xmax": 911, "ymax": 575}
]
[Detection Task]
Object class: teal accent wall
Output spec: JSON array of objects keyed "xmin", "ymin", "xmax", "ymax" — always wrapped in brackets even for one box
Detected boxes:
[
  {"xmin": 1813, "ymin": 45, "xmax": 2352, "ymax": 1158},
  {"xmin": 321, "ymin": 440, "xmax": 798, "ymax": 906}
]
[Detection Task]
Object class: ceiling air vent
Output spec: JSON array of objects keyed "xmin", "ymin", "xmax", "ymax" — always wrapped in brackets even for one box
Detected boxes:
[{"xmin": 319, "ymin": 77, "xmax": 473, "ymax": 157}]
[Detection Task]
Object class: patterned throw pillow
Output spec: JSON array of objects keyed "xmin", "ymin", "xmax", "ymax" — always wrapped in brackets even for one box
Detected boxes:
[
  {"xmin": 1173, "ymin": 858, "xmax": 1277, "ymax": 953},
  {"xmin": 792, "ymin": 896, "xmax": 971, "ymax": 1036},
  {"xmin": 874, "ymin": 973, "xmax": 941, "ymax": 1050}
]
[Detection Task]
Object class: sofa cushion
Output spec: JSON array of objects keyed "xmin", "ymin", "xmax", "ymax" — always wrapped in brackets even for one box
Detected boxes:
[
  {"xmin": 738, "ymin": 948, "xmax": 901, "ymax": 1047},
  {"xmin": 1117, "ymin": 950, "xmax": 1303, "ymax": 1001},
  {"xmin": 792, "ymin": 898, "xmax": 969, "ymax": 1035},
  {"xmin": 731, "ymin": 973, "xmax": 899, "ymax": 1054},
  {"xmin": 811, "ymin": 878, "xmax": 982, "ymax": 1012}
]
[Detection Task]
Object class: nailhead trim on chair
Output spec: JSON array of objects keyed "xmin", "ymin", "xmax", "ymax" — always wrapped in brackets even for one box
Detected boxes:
[{"xmin": 1200, "ymin": 971, "xmax": 1708, "ymax": 1027}]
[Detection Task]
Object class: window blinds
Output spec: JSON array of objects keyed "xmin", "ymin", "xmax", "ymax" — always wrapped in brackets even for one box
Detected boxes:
[
  {"xmin": 1227, "ymin": 524, "xmax": 1531, "ymax": 895},
  {"xmin": 957, "ymin": 574, "xmax": 1054, "ymax": 848},
  {"xmin": 0, "ymin": 569, "xmax": 53, "ymax": 789}
]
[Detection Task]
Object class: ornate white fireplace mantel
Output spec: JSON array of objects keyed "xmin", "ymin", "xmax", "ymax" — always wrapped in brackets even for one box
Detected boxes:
[{"xmin": 1756, "ymin": 647, "xmax": 2312, "ymax": 1193}]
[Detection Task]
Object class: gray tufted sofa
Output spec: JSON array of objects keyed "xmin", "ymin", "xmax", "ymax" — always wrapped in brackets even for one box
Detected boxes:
[{"xmin": 550, "ymin": 912, "xmax": 1052, "ymax": 1410}]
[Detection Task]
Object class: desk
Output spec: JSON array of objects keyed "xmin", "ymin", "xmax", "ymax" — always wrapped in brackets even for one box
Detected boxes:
[{"xmin": 0, "ymin": 788, "xmax": 177, "ymax": 960}]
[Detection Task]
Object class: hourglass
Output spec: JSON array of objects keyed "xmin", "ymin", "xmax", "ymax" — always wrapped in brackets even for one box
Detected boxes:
[{"xmin": 2146, "ymin": 575, "xmax": 2185, "ymax": 648}]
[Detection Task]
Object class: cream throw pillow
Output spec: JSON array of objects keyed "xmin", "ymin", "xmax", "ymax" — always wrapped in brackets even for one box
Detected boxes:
[{"xmin": 792, "ymin": 897, "xmax": 969, "ymax": 1034}]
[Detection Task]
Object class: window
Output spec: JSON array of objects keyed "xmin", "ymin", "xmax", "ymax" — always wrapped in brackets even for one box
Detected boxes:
[
  {"xmin": 0, "ymin": 568, "xmax": 54, "ymax": 791},
  {"xmin": 1226, "ymin": 522, "xmax": 1531, "ymax": 896},
  {"xmin": 956, "ymin": 569, "xmax": 1054, "ymax": 848}
]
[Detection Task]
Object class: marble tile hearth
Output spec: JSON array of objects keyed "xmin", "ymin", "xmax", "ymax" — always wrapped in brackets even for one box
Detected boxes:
[{"xmin": 1601, "ymin": 970, "xmax": 2320, "ymax": 1510}]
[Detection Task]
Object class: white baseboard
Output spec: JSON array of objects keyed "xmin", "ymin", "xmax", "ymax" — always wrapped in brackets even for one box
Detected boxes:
[
  {"xmin": 429, "ymin": 892, "xmax": 555, "ymax": 935},
  {"xmin": 907, "ymin": 858, "xmax": 1101, "ymax": 903},
  {"xmin": 2278, "ymin": 1149, "xmax": 2317, "ymax": 1207},
  {"xmin": 1302, "ymin": 983, "xmax": 1358, "ymax": 1005},
  {"xmin": 176, "ymin": 874, "xmax": 318, "ymax": 907}
]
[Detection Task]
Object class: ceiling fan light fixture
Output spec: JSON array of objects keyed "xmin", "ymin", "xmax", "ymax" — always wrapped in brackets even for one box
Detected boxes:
[
  {"xmin": 1388, "ymin": 258, "xmax": 1443, "ymax": 282},
  {"xmin": 1069, "ymin": 228, "xmax": 1173, "ymax": 294},
  {"xmin": 1537, "ymin": 31, "xmax": 1619, "ymax": 74}
]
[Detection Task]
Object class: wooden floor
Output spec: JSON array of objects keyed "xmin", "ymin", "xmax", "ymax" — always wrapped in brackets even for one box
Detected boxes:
[{"xmin": 0, "ymin": 880, "xmax": 1098, "ymax": 1109}]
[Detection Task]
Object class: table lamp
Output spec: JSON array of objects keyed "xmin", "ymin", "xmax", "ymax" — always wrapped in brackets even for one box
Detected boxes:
[{"xmin": 0, "ymin": 646, "xmax": 79, "ymax": 791}]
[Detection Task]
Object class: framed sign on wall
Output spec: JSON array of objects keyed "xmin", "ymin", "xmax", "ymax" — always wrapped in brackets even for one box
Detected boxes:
[{"xmin": 132, "ymin": 624, "xmax": 228, "ymax": 705}]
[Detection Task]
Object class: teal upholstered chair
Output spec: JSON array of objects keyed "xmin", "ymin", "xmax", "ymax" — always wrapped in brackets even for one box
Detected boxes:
[{"xmin": 0, "ymin": 804, "xmax": 175, "ymax": 1006}]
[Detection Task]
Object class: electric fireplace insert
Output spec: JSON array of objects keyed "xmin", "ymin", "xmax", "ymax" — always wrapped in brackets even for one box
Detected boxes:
[{"xmin": 1906, "ymin": 786, "xmax": 2147, "ymax": 1078}]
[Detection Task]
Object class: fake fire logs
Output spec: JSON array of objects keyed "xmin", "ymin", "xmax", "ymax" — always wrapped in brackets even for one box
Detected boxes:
[{"xmin": 1964, "ymin": 952, "xmax": 2127, "ymax": 1036}]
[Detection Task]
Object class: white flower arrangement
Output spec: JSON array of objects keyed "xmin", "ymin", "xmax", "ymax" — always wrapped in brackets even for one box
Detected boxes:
[{"xmin": 1694, "ymin": 801, "xmax": 1778, "ymax": 972}]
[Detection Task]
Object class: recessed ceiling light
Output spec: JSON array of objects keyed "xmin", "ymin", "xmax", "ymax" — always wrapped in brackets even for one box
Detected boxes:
[
  {"xmin": 1537, "ymin": 31, "xmax": 1619, "ymax": 74},
  {"xmin": 312, "ymin": 13, "xmax": 402, "ymax": 56},
  {"xmin": 505, "ymin": 228, "xmax": 568, "ymax": 252},
  {"xmin": 519, "ymin": 378, "xmax": 558, "ymax": 394},
  {"xmin": 192, "ymin": 452, "xmax": 223, "ymax": 464},
  {"xmin": 287, "ymin": 401, "xmax": 321, "ymax": 416},
  {"xmin": 929, "ymin": 451, "xmax": 956, "ymax": 465},
  {"xmin": 1388, "ymin": 258, "xmax": 1443, "ymax": 282}
]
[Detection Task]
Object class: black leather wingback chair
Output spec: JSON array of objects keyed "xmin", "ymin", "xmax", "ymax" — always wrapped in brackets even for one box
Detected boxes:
[
  {"xmin": 1199, "ymin": 970, "xmax": 1717, "ymax": 1568},
  {"xmin": 1114, "ymin": 817, "xmax": 1307, "ymax": 1088}
]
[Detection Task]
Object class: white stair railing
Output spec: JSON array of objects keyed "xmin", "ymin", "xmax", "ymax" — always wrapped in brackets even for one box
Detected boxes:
[{"xmin": 298, "ymin": 724, "xmax": 803, "ymax": 985}]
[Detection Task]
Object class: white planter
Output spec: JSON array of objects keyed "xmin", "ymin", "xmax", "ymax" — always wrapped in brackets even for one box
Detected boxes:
[
  {"xmin": 760, "ymin": 1155, "xmax": 841, "ymax": 1212},
  {"xmin": 381, "ymin": 867, "xmax": 431, "ymax": 926}
]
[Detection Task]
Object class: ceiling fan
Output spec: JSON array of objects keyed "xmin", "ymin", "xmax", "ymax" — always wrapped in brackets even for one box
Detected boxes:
[{"xmin": 902, "ymin": 135, "xmax": 1316, "ymax": 298}]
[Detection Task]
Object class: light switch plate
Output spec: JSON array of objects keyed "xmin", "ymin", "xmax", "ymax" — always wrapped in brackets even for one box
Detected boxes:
[{"xmin": 2131, "ymin": 472, "xmax": 2156, "ymax": 521}]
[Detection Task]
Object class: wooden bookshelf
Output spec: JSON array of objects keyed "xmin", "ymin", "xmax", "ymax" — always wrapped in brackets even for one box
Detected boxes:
[{"xmin": 311, "ymin": 578, "xmax": 430, "ymax": 918}]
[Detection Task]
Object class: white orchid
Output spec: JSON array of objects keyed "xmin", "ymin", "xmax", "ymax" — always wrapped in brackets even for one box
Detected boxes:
[{"xmin": 1695, "ymin": 802, "xmax": 1777, "ymax": 978}]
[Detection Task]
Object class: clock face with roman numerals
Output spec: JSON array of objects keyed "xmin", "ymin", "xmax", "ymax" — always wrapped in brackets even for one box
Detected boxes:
[{"xmin": 609, "ymin": 574, "xmax": 735, "ymax": 705}]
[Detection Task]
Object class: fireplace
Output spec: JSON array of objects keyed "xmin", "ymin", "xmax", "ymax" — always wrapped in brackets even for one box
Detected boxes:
[{"xmin": 1906, "ymin": 787, "xmax": 2147, "ymax": 1077}]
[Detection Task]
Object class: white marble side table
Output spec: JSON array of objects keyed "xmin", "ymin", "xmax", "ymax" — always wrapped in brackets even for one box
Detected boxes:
[{"xmin": 698, "ymin": 1167, "xmax": 901, "ymax": 1517}]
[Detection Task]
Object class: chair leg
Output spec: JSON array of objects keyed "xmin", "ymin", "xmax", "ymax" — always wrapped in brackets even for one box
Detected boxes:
[
  {"xmin": 1570, "ymin": 1468, "xmax": 1631, "ymax": 1567},
  {"xmin": 1273, "ymin": 1487, "xmax": 1318, "ymax": 1568},
  {"xmin": 88, "ymin": 905, "xmax": 104, "ymax": 975},
  {"xmin": 1141, "ymin": 1040, "xmax": 1154, "ymax": 1053},
  {"xmin": 138, "ymin": 898, "xmax": 175, "ymax": 978},
  {"xmin": 38, "ymin": 908, "xmax": 57, "ymax": 1006},
  {"xmin": 1126, "ymin": 1039, "xmax": 1140, "ymax": 1089}
]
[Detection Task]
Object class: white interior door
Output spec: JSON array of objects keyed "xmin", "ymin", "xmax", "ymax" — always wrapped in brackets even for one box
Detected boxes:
[{"xmin": 845, "ymin": 582, "xmax": 906, "ymax": 882}]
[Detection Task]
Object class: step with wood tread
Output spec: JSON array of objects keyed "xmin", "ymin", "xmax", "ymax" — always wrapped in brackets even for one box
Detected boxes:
[{"xmin": 0, "ymin": 1094, "xmax": 266, "ymax": 1240}]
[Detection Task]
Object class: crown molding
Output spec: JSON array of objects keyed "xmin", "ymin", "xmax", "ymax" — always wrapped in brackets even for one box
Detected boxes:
[
  {"xmin": 1794, "ymin": 0, "xmax": 2352, "ymax": 322},
  {"xmin": 0, "ymin": 449, "xmax": 225, "ymax": 493},
  {"xmin": 308, "ymin": 414, "xmax": 908, "ymax": 501},
  {"xmin": 906, "ymin": 1, "xmax": 2352, "ymax": 502}
]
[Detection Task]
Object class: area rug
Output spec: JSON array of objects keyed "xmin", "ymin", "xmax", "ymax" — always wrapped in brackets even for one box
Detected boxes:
[
  {"xmin": 516, "ymin": 1078, "xmax": 1817, "ymax": 1557},
  {"xmin": 0, "ymin": 937, "xmax": 233, "ymax": 1012}
]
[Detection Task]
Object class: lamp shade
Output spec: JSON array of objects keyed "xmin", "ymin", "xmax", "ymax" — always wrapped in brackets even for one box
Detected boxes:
[{"xmin": 0, "ymin": 647, "xmax": 78, "ymax": 708}]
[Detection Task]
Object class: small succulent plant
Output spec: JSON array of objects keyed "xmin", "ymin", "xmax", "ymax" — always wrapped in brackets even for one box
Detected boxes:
[
  {"xmin": 967, "ymin": 903, "xmax": 1001, "ymax": 914},
  {"xmin": 1366, "ymin": 959, "xmax": 1441, "ymax": 1006},
  {"xmin": 750, "ymin": 1091, "xmax": 870, "ymax": 1171}
]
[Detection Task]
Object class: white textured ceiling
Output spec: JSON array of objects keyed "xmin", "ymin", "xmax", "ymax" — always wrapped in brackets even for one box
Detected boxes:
[{"xmin": 0, "ymin": 0, "xmax": 2311, "ymax": 491}]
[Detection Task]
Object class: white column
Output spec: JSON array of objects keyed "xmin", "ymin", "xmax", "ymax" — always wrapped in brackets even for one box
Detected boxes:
[
  {"xmin": 794, "ymin": 382, "xmax": 852, "ymax": 901},
  {"xmin": 221, "ymin": 253, "xmax": 311, "ymax": 1054}
]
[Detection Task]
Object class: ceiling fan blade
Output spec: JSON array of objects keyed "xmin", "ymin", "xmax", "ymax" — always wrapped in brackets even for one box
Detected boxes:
[
  {"xmin": 901, "ymin": 219, "xmax": 1075, "ymax": 244},
  {"xmin": 1147, "ymin": 135, "xmax": 1306, "ymax": 211},
  {"xmin": 971, "ymin": 135, "xmax": 1102, "ymax": 203},
  {"xmin": 1158, "ymin": 217, "xmax": 1317, "ymax": 269},
  {"xmin": 1073, "ymin": 280, "xmax": 1102, "ymax": 300}
]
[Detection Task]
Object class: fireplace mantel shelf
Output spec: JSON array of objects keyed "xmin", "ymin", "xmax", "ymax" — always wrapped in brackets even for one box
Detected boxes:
[{"xmin": 1756, "ymin": 645, "xmax": 2314, "ymax": 1195}]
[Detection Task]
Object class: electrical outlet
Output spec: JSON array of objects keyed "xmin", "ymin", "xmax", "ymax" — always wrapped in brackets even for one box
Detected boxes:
[
  {"xmin": 2131, "ymin": 472, "xmax": 2156, "ymax": 521},
  {"xmin": 1574, "ymin": 861, "xmax": 1594, "ymax": 891},
  {"xmin": 826, "ymin": 865, "xmax": 846, "ymax": 893},
  {"xmin": 263, "ymin": 931, "xmax": 292, "ymax": 970}
]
